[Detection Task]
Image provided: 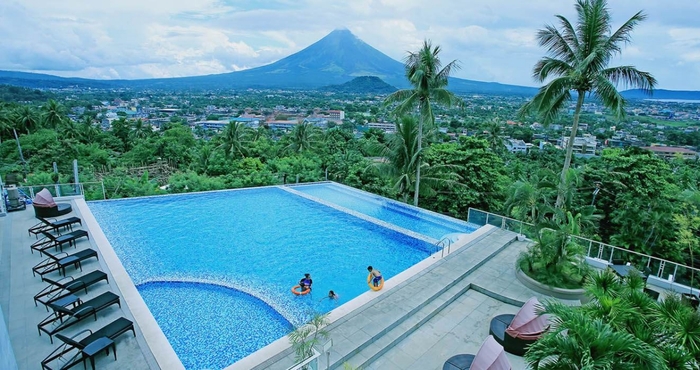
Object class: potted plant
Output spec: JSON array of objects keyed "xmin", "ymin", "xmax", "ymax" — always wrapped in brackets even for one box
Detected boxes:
[{"xmin": 288, "ymin": 313, "xmax": 330, "ymax": 370}]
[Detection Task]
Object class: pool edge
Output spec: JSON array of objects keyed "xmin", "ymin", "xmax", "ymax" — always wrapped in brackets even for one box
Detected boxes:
[{"xmin": 75, "ymin": 198, "xmax": 185, "ymax": 370}]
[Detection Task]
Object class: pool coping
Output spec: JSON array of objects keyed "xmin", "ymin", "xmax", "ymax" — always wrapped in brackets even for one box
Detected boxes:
[{"xmin": 74, "ymin": 198, "xmax": 185, "ymax": 370}]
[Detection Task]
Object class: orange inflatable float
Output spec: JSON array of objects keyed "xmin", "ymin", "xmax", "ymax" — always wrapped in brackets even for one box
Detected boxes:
[
  {"xmin": 291, "ymin": 285, "xmax": 310, "ymax": 295},
  {"xmin": 367, "ymin": 273, "xmax": 384, "ymax": 291}
]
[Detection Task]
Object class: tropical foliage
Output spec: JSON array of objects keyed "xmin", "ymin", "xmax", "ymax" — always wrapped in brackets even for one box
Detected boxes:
[
  {"xmin": 384, "ymin": 40, "xmax": 461, "ymax": 206},
  {"xmin": 527, "ymin": 270, "xmax": 700, "ymax": 369},
  {"xmin": 519, "ymin": 0, "xmax": 656, "ymax": 209}
]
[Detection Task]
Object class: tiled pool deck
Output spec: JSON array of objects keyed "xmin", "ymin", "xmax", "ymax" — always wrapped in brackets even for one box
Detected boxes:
[{"xmin": 1, "ymin": 196, "xmax": 597, "ymax": 370}]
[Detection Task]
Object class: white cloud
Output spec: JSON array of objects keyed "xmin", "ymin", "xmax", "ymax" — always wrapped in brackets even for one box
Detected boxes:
[{"xmin": 0, "ymin": 0, "xmax": 698, "ymax": 89}]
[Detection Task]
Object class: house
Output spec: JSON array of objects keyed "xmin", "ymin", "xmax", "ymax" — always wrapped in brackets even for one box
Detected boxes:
[
  {"xmin": 505, "ymin": 139, "xmax": 528, "ymax": 153},
  {"xmin": 560, "ymin": 134, "xmax": 597, "ymax": 156},
  {"xmin": 641, "ymin": 146, "xmax": 699, "ymax": 160},
  {"xmin": 328, "ymin": 110, "xmax": 345, "ymax": 121}
]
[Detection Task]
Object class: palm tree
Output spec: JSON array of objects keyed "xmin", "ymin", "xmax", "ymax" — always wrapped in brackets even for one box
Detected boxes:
[
  {"xmin": 527, "ymin": 300, "xmax": 666, "ymax": 369},
  {"xmin": 372, "ymin": 116, "xmax": 461, "ymax": 203},
  {"xmin": 504, "ymin": 170, "xmax": 556, "ymax": 224},
  {"xmin": 13, "ymin": 105, "xmax": 38, "ymax": 134},
  {"xmin": 130, "ymin": 118, "xmax": 152, "ymax": 141},
  {"xmin": 384, "ymin": 40, "xmax": 461, "ymax": 206},
  {"xmin": 285, "ymin": 122, "xmax": 320, "ymax": 154},
  {"xmin": 519, "ymin": 0, "xmax": 656, "ymax": 209},
  {"xmin": 483, "ymin": 118, "xmax": 506, "ymax": 153},
  {"xmin": 42, "ymin": 99, "xmax": 65, "ymax": 129},
  {"xmin": 219, "ymin": 121, "xmax": 252, "ymax": 158}
]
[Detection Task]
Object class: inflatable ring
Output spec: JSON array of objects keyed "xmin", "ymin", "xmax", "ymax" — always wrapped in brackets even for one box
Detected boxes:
[
  {"xmin": 291, "ymin": 285, "xmax": 310, "ymax": 295},
  {"xmin": 367, "ymin": 273, "xmax": 384, "ymax": 291}
]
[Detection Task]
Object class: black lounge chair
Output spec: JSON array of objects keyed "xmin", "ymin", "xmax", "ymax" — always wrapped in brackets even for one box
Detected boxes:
[
  {"xmin": 41, "ymin": 317, "xmax": 135, "ymax": 370},
  {"xmin": 443, "ymin": 335, "xmax": 511, "ymax": 370},
  {"xmin": 33, "ymin": 249, "xmax": 99, "ymax": 277},
  {"xmin": 29, "ymin": 217, "xmax": 82, "ymax": 238},
  {"xmin": 38, "ymin": 291, "xmax": 121, "ymax": 343},
  {"xmin": 489, "ymin": 297, "xmax": 549, "ymax": 356},
  {"xmin": 34, "ymin": 271, "xmax": 109, "ymax": 310},
  {"xmin": 31, "ymin": 230, "xmax": 90, "ymax": 255}
]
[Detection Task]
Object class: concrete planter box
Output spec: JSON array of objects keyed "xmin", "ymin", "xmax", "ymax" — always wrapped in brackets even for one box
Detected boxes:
[{"xmin": 516, "ymin": 268, "xmax": 587, "ymax": 302}]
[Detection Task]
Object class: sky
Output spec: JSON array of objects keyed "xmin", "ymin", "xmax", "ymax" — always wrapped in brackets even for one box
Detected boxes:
[{"xmin": 1, "ymin": 0, "xmax": 699, "ymax": 90}]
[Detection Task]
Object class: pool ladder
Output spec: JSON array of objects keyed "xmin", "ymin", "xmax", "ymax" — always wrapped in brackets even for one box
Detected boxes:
[{"xmin": 434, "ymin": 237, "xmax": 453, "ymax": 258}]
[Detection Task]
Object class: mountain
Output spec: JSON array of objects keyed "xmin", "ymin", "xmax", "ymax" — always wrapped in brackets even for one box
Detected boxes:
[
  {"xmin": 320, "ymin": 76, "xmax": 397, "ymax": 94},
  {"xmin": 1, "ymin": 29, "xmax": 536, "ymax": 95},
  {"xmin": 621, "ymin": 89, "xmax": 700, "ymax": 101}
]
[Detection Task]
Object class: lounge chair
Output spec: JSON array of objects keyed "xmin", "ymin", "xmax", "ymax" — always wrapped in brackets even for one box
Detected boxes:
[
  {"xmin": 34, "ymin": 271, "xmax": 109, "ymax": 310},
  {"xmin": 32, "ymin": 249, "xmax": 99, "ymax": 277},
  {"xmin": 443, "ymin": 335, "xmax": 511, "ymax": 370},
  {"xmin": 38, "ymin": 291, "xmax": 121, "ymax": 343},
  {"xmin": 41, "ymin": 317, "xmax": 135, "ymax": 370},
  {"xmin": 33, "ymin": 188, "xmax": 72, "ymax": 219},
  {"xmin": 489, "ymin": 297, "xmax": 549, "ymax": 356},
  {"xmin": 29, "ymin": 217, "xmax": 82, "ymax": 238},
  {"xmin": 30, "ymin": 230, "xmax": 90, "ymax": 255}
]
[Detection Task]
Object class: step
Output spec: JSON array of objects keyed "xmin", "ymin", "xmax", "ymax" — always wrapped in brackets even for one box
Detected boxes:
[
  {"xmin": 320, "ymin": 228, "xmax": 517, "ymax": 370},
  {"xmin": 343, "ymin": 274, "xmax": 474, "ymax": 369}
]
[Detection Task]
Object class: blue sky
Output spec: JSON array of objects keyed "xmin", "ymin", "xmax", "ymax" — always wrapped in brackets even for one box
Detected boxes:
[{"xmin": 1, "ymin": 0, "xmax": 699, "ymax": 90}]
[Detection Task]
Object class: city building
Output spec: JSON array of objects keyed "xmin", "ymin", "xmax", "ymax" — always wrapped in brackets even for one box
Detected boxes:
[
  {"xmin": 560, "ymin": 134, "xmax": 597, "ymax": 156},
  {"xmin": 328, "ymin": 110, "xmax": 345, "ymax": 121},
  {"xmin": 641, "ymin": 146, "xmax": 699, "ymax": 160},
  {"xmin": 504, "ymin": 139, "xmax": 528, "ymax": 153},
  {"xmin": 367, "ymin": 122, "xmax": 396, "ymax": 134}
]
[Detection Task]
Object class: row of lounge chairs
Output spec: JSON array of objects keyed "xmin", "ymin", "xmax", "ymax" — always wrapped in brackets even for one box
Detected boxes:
[
  {"xmin": 442, "ymin": 297, "xmax": 549, "ymax": 369},
  {"xmin": 25, "ymin": 213, "xmax": 137, "ymax": 369}
]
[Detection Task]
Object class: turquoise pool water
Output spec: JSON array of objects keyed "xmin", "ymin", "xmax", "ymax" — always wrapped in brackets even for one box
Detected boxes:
[
  {"xmin": 88, "ymin": 185, "xmax": 471, "ymax": 369},
  {"xmin": 291, "ymin": 182, "xmax": 479, "ymax": 240}
]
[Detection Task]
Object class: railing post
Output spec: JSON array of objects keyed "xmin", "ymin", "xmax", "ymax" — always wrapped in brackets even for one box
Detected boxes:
[
  {"xmin": 485, "ymin": 213, "xmax": 489, "ymax": 226},
  {"xmin": 101, "ymin": 181, "xmax": 106, "ymax": 200},
  {"xmin": 673, "ymin": 265, "xmax": 678, "ymax": 282}
]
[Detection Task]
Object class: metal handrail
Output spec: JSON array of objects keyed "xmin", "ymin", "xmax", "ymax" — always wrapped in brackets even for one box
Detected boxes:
[{"xmin": 435, "ymin": 237, "xmax": 453, "ymax": 257}]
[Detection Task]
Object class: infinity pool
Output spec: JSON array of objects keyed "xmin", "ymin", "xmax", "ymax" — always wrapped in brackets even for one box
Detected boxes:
[{"xmin": 87, "ymin": 184, "xmax": 476, "ymax": 369}]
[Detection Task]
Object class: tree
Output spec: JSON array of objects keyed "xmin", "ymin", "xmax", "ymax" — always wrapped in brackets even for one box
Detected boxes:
[
  {"xmin": 13, "ymin": 105, "xmax": 39, "ymax": 134},
  {"xmin": 483, "ymin": 118, "xmax": 506, "ymax": 153},
  {"xmin": 41, "ymin": 99, "xmax": 65, "ymax": 129},
  {"xmin": 519, "ymin": 0, "xmax": 656, "ymax": 209},
  {"xmin": 285, "ymin": 122, "xmax": 320, "ymax": 154},
  {"xmin": 384, "ymin": 40, "xmax": 461, "ymax": 206}
]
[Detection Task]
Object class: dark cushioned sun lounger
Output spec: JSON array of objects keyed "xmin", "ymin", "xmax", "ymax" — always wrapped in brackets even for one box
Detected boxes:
[
  {"xmin": 29, "ymin": 217, "xmax": 82, "ymax": 238},
  {"xmin": 32, "ymin": 249, "xmax": 99, "ymax": 277},
  {"xmin": 34, "ymin": 271, "xmax": 109, "ymax": 310},
  {"xmin": 41, "ymin": 318, "xmax": 135, "ymax": 370},
  {"xmin": 33, "ymin": 203, "xmax": 72, "ymax": 219},
  {"xmin": 31, "ymin": 230, "xmax": 89, "ymax": 255},
  {"xmin": 38, "ymin": 291, "xmax": 121, "ymax": 343}
]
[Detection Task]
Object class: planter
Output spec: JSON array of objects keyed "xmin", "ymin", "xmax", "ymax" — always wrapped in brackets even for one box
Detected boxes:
[{"xmin": 516, "ymin": 268, "xmax": 587, "ymax": 302}]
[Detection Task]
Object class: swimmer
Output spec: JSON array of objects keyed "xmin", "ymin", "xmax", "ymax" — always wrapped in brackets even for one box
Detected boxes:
[
  {"xmin": 367, "ymin": 266, "xmax": 382, "ymax": 287},
  {"xmin": 328, "ymin": 290, "xmax": 338, "ymax": 300}
]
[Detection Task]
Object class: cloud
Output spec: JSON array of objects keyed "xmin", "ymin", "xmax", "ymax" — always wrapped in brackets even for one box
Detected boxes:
[{"xmin": 0, "ymin": 0, "xmax": 698, "ymax": 89}]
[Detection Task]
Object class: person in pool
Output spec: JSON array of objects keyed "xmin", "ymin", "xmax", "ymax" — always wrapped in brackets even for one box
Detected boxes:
[
  {"xmin": 299, "ymin": 273, "xmax": 313, "ymax": 290},
  {"xmin": 328, "ymin": 290, "xmax": 338, "ymax": 300},
  {"xmin": 367, "ymin": 266, "xmax": 382, "ymax": 287}
]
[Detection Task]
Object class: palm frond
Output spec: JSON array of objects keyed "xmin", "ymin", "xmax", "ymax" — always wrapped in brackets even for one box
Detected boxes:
[{"xmin": 602, "ymin": 66, "xmax": 657, "ymax": 93}]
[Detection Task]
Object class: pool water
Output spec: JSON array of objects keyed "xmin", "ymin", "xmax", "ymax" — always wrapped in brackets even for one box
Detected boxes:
[
  {"xmin": 88, "ymin": 185, "xmax": 456, "ymax": 369},
  {"xmin": 291, "ymin": 183, "xmax": 478, "ymax": 240}
]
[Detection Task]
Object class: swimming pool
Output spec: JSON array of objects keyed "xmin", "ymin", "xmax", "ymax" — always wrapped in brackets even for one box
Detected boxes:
[
  {"xmin": 290, "ymin": 182, "xmax": 478, "ymax": 240},
  {"xmin": 88, "ymin": 184, "xmax": 475, "ymax": 369}
]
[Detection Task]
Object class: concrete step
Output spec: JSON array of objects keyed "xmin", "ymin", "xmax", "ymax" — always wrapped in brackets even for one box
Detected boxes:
[
  {"xmin": 321, "ymin": 228, "xmax": 517, "ymax": 370},
  {"xmin": 343, "ymin": 274, "xmax": 473, "ymax": 370}
]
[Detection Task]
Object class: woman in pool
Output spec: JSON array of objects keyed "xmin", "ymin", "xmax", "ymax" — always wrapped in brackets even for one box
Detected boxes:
[
  {"xmin": 328, "ymin": 290, "xmax": 338, "ymax": 300},
  {"xmin": 367, "ymin": 266, "xmax": 382, "ymax": 287},
  {"xmin": 299, "ymin": 273, "xmax": 313, "ymax": 290}
]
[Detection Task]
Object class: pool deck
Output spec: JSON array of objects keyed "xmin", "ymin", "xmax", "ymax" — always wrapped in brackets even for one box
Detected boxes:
[
  {"xmin": 2, "ymin": 196, "xmax": 602, "ymax": 370},
  {"xmin": 0, "ymin": 202, "xmax": 166, "ymax": 370}
]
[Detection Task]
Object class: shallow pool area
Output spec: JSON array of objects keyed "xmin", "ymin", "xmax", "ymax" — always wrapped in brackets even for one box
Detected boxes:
[{"xmin": 87, "ymin": 184, "xmax": 464, "ymax": 369}]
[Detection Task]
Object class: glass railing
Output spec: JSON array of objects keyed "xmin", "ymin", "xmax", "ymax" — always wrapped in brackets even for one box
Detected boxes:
[
  {"xmin": 467, "ymin": 207, "xmax": 700, "ymax": 293},
  {"xmin": 14, "ymin": 182, "xmax": 106, "ymax": 201}
]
